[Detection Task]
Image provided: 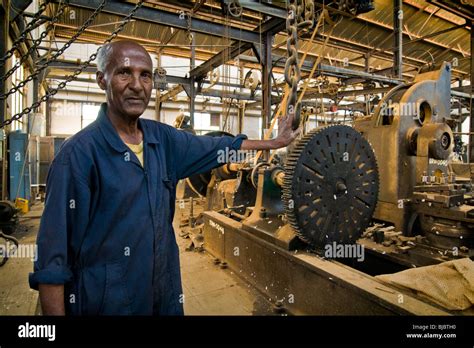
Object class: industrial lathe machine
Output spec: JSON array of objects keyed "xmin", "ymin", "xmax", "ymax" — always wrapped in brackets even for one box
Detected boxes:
[{"xmin": 178, "ymin": 62, "xmax": 473, "ymax": 315}]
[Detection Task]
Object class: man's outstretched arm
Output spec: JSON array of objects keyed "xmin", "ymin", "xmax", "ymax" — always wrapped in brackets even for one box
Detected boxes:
[
  {"xmin": 240, "ymin": 112, "xmax": 300, "ymax": 150},
  {"xmin": 170, "ymin": 112, "xmax": 301, "ymax": 179}
]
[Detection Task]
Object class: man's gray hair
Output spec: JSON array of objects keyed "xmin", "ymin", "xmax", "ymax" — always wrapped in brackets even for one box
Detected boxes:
[{"xmin": 96, "ymin": 43, "xmax": 114, "ymax": 73}]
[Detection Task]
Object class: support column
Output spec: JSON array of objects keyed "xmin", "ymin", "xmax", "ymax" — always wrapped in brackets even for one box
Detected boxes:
[
  {"xmin": 238, "ymin": 65, "xmax": 244, "ymax": 134},
  {"xmin": 189, "ymin": 33, "xmax": 196, "ymax": 127},
  {"xmin": 46, "ymin": 100, "xmax": 51, "ymax": 136},
  {"xmin": 393, "ymin": 0, "xmax": 403, "ymax": 79},
  {"xmin": 365, "ymin": 53, "xmax": 370, "ymax": 115},
  {"xmin": 457, "ymin": 78, "xmax": 462, "ymax": 133},
  {"xmin": 261, "ymin": 30, "xmax": 272, "ymax": 139},
  {"xmin": 470, "ymin": 20, "xmax": 474, "ymax": 163},
  {"xmin": 155, "ymin": 51, "xmax": 162, "ymax": 122}
]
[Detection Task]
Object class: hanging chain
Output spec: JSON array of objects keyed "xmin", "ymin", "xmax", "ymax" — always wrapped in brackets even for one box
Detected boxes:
[
  {"xmin": 0, "ymin": 1, "xmax": 69, "ymax": 87},
  {"xmin": 302, "ymin": 0, "xmax": 315, "ymax": 29},
  {"xmin": 284, "ymin": 0, "xmax": 314, "ymax": 130},
  {"xmin": 186, "ymin": 11, "xmax": 193, "ymax": 44},
  {"xmin": 0, "ymin": 0, "xmax": 107, "ymax": 100},
  {"xmin": 0, "ymin": 0, "xmax": 52, "ymax": 67},
  {"xmin": 284, "ymin": 0, "xmax": 301, "ymax": 130},
  {"xmin": 0, "ymin": 0, "xmax": 145, "ymax": 129}
]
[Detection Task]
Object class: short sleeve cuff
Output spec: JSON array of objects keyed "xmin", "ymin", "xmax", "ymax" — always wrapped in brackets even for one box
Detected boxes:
[
  {"xmin": 29, "ymin": 266, "xmax": 73, "ymax": 290},
  {"xmin": 231, "ymin": 134, "xmax": 248, "ymax": 150}
]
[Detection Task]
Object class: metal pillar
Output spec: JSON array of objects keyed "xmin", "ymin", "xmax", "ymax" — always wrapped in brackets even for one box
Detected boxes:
[
  {"xmin": 470, "ymin": 20, "xmax": 474, "ymax": 163},
  {"xmin": 365, "ymin": 53, "xmax": 370, "ymax": 115},
  {"xmin": 155, "ymin": 52, "xmax": 161, "ymax": 122},
  {"xmin": 46, "ymin": 100, "xmax": 51, "ymax": 136},
  {"xmin": 457, "ymin": 78, "xmax": 462, "ymax": 133},
  {"xmin": 261, "ymin": 30, "xmax": 272, "ymax": 139},
  {"xmin": 393, "ymin": 0, "xmax": 403, "ymax": 79},
  {"xmin": 238, "ymin": 65, "xmax": 244, "ymax": 134},
  {"xmin": 189, "ymin": 33, "xmax": 196, "ymax": 127},
  {"xmin": 26, "ymin": 76, "xmax": 40, "ymax": 135}
]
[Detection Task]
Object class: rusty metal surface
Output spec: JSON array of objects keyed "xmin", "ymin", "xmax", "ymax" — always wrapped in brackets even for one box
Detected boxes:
[
  {"xmin": 354, "ymin": 62, "xmax": 455, "ymax": 231},
  {"xmin": 202, "ymin": 211, "xmax": 452, "ymax": 315}
]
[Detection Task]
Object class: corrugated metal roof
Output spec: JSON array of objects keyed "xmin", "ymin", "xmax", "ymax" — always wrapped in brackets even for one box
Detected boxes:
[{"xmin": 49, "ymin": 0, "xmax": 471, "ymax": 79}]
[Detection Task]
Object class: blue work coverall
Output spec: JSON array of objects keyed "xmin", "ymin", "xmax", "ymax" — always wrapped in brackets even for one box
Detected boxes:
[{"xmin": 29, "ymin": 103, "xmax": 247, "ymax": 315}]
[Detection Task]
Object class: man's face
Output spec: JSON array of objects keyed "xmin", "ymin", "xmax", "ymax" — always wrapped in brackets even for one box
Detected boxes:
[{"xmin": 97, "ymin": 45, "xmax": 153, "ymax": 120}]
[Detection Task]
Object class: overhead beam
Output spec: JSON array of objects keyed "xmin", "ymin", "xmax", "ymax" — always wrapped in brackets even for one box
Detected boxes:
[
  {"xmin": 235, "ymin": 0, "xmax": 286, "ymax": 18},
  {"xmin": 296, "ymin": 32, "xmax": 425, "ymax": 73},
  {"xmin": 46, "ymin": 61, "xmax": 189, "ymax": 87},
  {"xmin": 190, "ymin": 42, "xmax": 253, "ymax": 80},
  {"xmin": 304, "ymin": 87, "xmax": 393, "ymax": 99},
  {"xmin": 45, "ymin": 60, "xmax": 96, "ymax": 73},
  {"xmin": 238, "ymin": 54, "xmax": 404, "ymax": 85},
  {"xmin": 195, "ymin": 88, "xmax": 280, "ymax": 103},
  {"xmin": 427, "ymin": 0, "xmax": 474, "ymax": 21},
  {"xmin": 63, "ymin": 0, "xmax": 261, "ymax": 44},
  {"xmin": 189, "ymin": 17, "xmax": 285, "ymax": 80},
  {"xmin": 314, "ymin": 1, "xmax": 469, "ymax": 66},
  {"xmin": 318, "ymin": 64, "xmax": 403, "ymax": 85},
  {"xmin": 47, "ymin": 74, "xmax": 261, "ymax": 92},
  {"xmin": 401, "ymin": 23, "xmax": 467, "ymax": 48}
]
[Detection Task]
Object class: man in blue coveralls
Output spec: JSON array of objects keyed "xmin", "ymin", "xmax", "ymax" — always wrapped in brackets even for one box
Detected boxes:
[{"xmin": 29, "ymin": 40, "xmax": 300, "ymax": 315}]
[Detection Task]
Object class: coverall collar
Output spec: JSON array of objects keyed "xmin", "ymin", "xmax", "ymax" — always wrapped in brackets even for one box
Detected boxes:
[{"xmin": 97, "ymin": 103, "xmax": 160, "ymax": 153}]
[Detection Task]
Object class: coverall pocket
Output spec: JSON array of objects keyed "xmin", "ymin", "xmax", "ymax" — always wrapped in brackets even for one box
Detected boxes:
[
  {"xmin": 79, "ymin": 265, "xmax": 106, "ymax": 316},
  {"xmin": 99, "ymin": 261, "xmax": 133, "ymax": 315}
]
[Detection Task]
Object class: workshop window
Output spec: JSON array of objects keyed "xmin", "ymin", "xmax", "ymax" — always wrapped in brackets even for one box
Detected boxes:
[
  {"xmin": 82, "ymin": 103, "xmax": 100, "ymax": 129},
  {"xmin": 10, "ymin": 54, "xmax": 25, "ymax": 132},
  {"xmin": 259, "ymin": 117, "xmax": 275, "ymax": 139},
  {"xmin": 210, "ymin": 113, "xmax": 220, "ymax": 127},
  {"xmin": 193, "ymin": 112, "xmax": 219, "ymax": 135}
]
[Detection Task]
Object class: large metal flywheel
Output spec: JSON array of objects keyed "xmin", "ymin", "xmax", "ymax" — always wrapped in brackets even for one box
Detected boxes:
[{"xmin": 282, "ymin": 125, "xmax": 379, "ymax": 248}]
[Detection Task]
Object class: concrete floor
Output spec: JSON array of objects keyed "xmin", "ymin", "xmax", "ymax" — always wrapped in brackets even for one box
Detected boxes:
[
  {"xmin": 0, "ymin": 204, "xmax": 42, "ymax": 315},
  {"xmin": 0, "ymin": 202, "xmax": 272, "ymax": 315},
  {"xmin": 178, "ymin": 233, "xmax": 273, "ymax": 315}
]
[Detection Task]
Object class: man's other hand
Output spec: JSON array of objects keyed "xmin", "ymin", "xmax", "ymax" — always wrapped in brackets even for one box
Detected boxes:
[
  {"xmin": 274, "ymin": 112, "xmax": 301, "ymax": 148},
  {"xmin": 38, "ymin": 284, "xmax": 65, "ymax": 315},
  {"xmin": 240, "ymin": 113, "xmax": 301, "ymax": 151}
]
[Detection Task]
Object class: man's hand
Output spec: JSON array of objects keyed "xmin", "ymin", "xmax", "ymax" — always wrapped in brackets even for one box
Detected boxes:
[
  {"xmin": 273, "ymin": 112, "xmax": 301, "ymax": 148},
  {"xmin": 240, "ymin": 113, "xmax": 301, "ymax": 151}
]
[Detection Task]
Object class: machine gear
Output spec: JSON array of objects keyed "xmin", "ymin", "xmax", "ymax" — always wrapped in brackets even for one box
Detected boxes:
[{"xmin": 282, "ymin": 125, "xmax": 379, "ymax": 248}]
